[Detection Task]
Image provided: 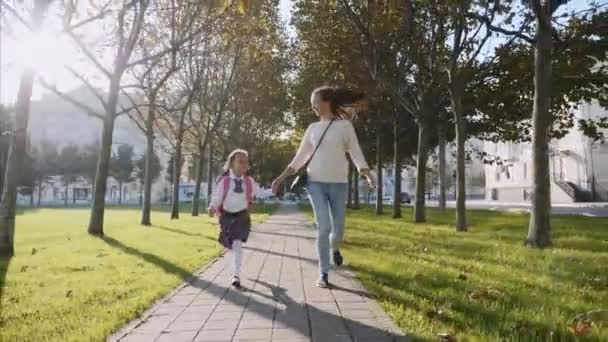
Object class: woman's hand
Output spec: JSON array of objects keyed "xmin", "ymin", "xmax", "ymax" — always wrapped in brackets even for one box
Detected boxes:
[
  {"xmin": 272, "ymin": 167, "xmax": 295, "ymax": 194},
  {"xmin": 271, "ymin": 177, "xmax": 284, "ymax": 194},
  {"xmin": 360, "ymin": 169, "xmax": 376, "ymax": 189},
  {"xmin": 207, "ymin": 207, "xmax": 216, "ymax": 218}
]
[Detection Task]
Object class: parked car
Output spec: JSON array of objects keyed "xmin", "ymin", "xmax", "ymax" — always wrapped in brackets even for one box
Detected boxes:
[{"xmin": 401, "ymin": 192, "xmax": 411, "ymax": 204}]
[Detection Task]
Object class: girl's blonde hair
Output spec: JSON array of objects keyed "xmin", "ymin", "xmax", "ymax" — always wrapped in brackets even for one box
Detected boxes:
[{"xmin": 223, "ymin": 149, "xmax": 249, "ymax": 173}]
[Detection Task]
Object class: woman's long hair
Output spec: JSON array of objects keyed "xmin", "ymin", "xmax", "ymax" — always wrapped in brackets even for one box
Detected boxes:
[{"xmin": 312, "ymin": 86, "xmax": 368, "ymax": 120}]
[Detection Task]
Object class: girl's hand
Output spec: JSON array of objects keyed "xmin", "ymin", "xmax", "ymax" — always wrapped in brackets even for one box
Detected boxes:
[{"xmin": 207, "ymin": 207, "xmax": 216, "ymax": 217}]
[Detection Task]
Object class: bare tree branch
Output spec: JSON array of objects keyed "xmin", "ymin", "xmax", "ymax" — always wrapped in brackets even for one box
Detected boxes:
[
  {"xmin": 469, "ymin": 13, "xmax": 535, "ymax": 44},
  {"xmin": 37, "ymin": 77, "xmax": 105, "ymax": 120},
  {"xmin": 65, "ymin": 30, "xmax": 113, "ymax": 78},
  {"xmin": 66, "ymin": 66, "xmax": 109, "ymax": 111},
  {"xmin": 0, "ymin": 2, "xmax": 32, "ymax": 30}
]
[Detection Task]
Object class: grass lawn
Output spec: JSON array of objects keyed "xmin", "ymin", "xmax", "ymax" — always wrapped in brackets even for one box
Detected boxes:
[
  {"xmin": 316, "ymin": 206, "xmax": 608, "ymax": 341},
  {"xmin": 0, "ymin": 204, "xmax": 275, "ymax": 342}
]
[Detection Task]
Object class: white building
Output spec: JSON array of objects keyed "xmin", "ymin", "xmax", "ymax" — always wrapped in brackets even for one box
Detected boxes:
[
  {"xmin": 484, "ymin": 101, "xmax": 608, "ymax": 203},
  {"xmin": 362, "ymin": 139, "xmax": 487, "ymax": 202}
]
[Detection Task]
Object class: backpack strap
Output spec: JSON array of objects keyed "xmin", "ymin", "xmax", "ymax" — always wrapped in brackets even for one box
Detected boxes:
[
  {"xmin": 244, "ymin": 176, "xmax": 253, "ymax": 208},
  {"xmin": 217, "ymin": 176, "xmax": 231, "ymax": 214}
]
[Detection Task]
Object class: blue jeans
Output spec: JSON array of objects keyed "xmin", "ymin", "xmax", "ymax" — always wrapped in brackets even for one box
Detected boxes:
[{"xmin": 308, "ymin": 181, "xmax": 347, "ymax": 275}]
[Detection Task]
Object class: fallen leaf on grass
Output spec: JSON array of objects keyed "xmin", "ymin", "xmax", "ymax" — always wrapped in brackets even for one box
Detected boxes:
[
  {"xmin": 31, "ymin": 248, "xmax": 37, "ymax": 255},
  {"xmin": 65, "ymin": 290, "xmax": 73, "ymax": 298},
  {"xmin": 20, "ymin": 265, "xmax": 29, "ymax": 272},
  {"xmin": 570, "ymin": 309, "xmax": 608, "ymax": 326},
  {"xmin": 468, "ymin": 288, "xmax": 504, "ymax": 301},
  {"xmin": 438, "ymin": 332, "xmax": 457, "ymax": 341},
  {"xmin": 569, "ymin": 323, "xmax": 592, "ymax": 336},
  {"xmin": 458, "ymin": 273, "xmax": 468, "ymax": 281}
]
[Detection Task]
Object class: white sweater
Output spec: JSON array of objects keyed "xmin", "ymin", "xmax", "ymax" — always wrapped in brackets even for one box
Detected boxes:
[{"xmin": 288, "ymin": 120, "xmax": 369, "ymax": 184}]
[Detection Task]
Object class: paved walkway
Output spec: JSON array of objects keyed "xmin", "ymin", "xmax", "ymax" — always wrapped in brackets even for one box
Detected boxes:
[{"xmin": 111, "ymin": 207, "xmax": 408, "ymax": 342}]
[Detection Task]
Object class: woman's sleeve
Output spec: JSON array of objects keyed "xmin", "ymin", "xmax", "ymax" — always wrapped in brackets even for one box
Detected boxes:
[
  {"xmin": 208, "ymin": 180, "xmax": 223, "ymax": 210},
  {"xmin": 287, "ymin": 126, "xmax": 313, "ymax": 171},
  {"xmin": 345, "ymin": 121, "xmax": 369, "ymax": 171}
]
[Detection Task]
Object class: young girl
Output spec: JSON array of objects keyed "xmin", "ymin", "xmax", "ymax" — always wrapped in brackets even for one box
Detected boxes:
[{"xmin": 208, "ymin": 149, "xmax": 274, "ymax": 288}]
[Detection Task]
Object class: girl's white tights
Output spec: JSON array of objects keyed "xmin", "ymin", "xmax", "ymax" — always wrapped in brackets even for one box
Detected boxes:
[{"xmin": 231, "ymin": 240, "xmax": 242, "ymax": 277}]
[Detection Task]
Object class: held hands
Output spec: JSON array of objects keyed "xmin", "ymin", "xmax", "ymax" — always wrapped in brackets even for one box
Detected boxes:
[
  {"xmin": 271, "ymin": 177, "xmax": 284, "ymax": 195},
  {"xmin": 361, "ymin": 169, "xmax": 377, "ymax": 189}
]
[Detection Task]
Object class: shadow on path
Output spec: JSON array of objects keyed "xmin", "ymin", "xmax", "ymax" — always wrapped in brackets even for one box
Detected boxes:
[
  {"xmin": 105, "ymin": 236, "xmax": 413, "ymax": 342},
  {"xmin": 151, "ymin": 225, "xmax": 207, "ymax": 238},
  {"xmin": 253, "ymin": 230, "xmax": 316, "ymax": 241},
  {"xmin": 242, "ymin": 245, "xmax": 318, "ymax": 266}
]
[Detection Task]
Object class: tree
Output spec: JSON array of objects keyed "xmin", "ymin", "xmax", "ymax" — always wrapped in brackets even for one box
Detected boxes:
[
  {"xmin": 135, "ymin": 150, "xmax": 162, "ymax": 205},
  {"xmin": 340, "ymin": 0, "xmax": 448, "ymax": 222},
  {"xmin": 31, "ymin": 141, "xmax": 59, "ymax": 207},
  {"xmin": 81, "ymin": 143, "xmax": 100, "ymax": 185},
  {"xmin": 0, "ymin": 0, "xmax": 51, "ymax": 256},
  {"xmin": 57, "ymin": 145, "xmax": 82, "ymax": 206},
  {"xmin": 110, "ymin": 144, "xmax": 135, "ymax": 205},
  {"xmin": 126, "ymin": 0, "xmax": 210, "ymax": 225},
  {"xmin": 19, "ymin": 151, "xmax": 36, "ymax": 206},
  {"xmin": 0, "ymin": 106, "xmax": 13, "ymax": 197},
  {"xmin": 184, "ymin": 14, "xmax": 241, "ymax": 217},
  {"xmin": 443, "ymin": 0, "xmax": 503, "ymax": 230},
  {"xmin": 473, "ymin": 1, "xmax": 607, "ymax": 247}
]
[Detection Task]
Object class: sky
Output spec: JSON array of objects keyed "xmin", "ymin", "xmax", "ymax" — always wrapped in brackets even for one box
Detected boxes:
[
  {"xmin": 0, "ymin": 0, "xmax": 295, "ymax": 104},
  {"xmin": 0, "ymin": 0, "xmax": 598, "ymax": 105}
]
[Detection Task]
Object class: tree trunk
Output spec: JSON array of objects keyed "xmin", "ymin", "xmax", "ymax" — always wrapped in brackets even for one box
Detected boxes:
[
  {"xmin": 37, "ymin": 178, "xmax": 42, "ymax": 207},
  {"xmin": 118, "ymin": 181, "xmax": 123, "ymax": 205},
  {"xmin": 438, "ymin": 122, "xmax": 447, "ymax": 210},
  {"xmin": 64, "ymin": 178, "xmax": 69, "ymax": 207},
  {"xmin": 449, "ymin": 90, "xmax": 467, "ymax": 231},
  {"xmin": 392, "ymin": 116, "xmax": 401, "ymax": 218},
  {"xmin": 0, "ymin": 70, "xmax": 35, "ymax": 256},
  {"xmin": 206, "ymin": 140, "xmax": 214, "ymax": 201},
  {"xmin": 140, "ymin": 104, "xmax": 155, "ymax": 226},
  {"xmin": 347, "ymin": 162, "xmax": 353, "ymax": 208},
  {"xmin": 526, "ymin": 8, "xmax": 553, "ymax": 248},
  {"xmin": 192, "ymin": 152, "xmax": 203, "ymax": 216},
  {"xmin": 353, "ymin": 170, "xmax": 360, "ymax": 209},
  {"xmin": 171, "ymin": 134, "xmax": 184, "ymax": 220},
  {"xmin": 414, "ymin": 123, "xmax": 429, "ymax": 222},
  {"xmin": 0, "ymin": 0, "xmax": 48, "ymax": 257},
  {"xmin": 88, "ymin": 115, "xmax": 116, "ymax": 236},
  {"xmin": 375, "ymin": 132, "xmax": 383, "ymax": 215}
]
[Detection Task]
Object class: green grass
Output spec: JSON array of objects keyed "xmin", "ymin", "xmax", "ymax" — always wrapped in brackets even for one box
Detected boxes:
[
  {"xmin": 0, "ymin": 204, "xmax": 275, "ymax": 342},
  {"xmin": 313, "ymin": 206, "xmax": 608, "ymax": 341}
]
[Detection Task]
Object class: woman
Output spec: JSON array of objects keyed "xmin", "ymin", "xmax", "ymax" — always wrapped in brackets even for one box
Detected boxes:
[{"xmin": 272, "ymin": 86, "xmax": 375, "ymax": 288}]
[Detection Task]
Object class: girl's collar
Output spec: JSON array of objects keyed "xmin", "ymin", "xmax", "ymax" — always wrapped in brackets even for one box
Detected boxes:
[{"xmin": 229, "ymin": 169, "xmax": 245, "ymax": 179}]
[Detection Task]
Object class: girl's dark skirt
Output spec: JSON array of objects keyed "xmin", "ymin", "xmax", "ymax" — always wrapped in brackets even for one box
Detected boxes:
[{"xmin": 218, "ymin": 210, "xmax": 251, "ymax": 249}]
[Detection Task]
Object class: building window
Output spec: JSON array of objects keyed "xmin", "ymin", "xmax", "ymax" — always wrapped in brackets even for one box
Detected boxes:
[
  {"xmin": 74, "ymin": 188, "xmax": 89, "ymax": 200},
  {"xmin": 495, "ymin": 171, "xmax": 500, "ymax": 181},
  {"xmin": 386, "ymin": 168, "xmax": 393, "ymax": 178},
  {"xmin": 523, "ymin": 163, "xmax": 527, "ymax": 180}
]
